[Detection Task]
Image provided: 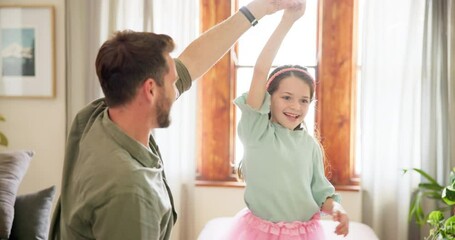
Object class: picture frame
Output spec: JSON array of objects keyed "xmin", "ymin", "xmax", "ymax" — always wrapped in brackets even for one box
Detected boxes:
[{"xmin": 0, "ymin": 5, "xmax": 55, "ymax": 98}]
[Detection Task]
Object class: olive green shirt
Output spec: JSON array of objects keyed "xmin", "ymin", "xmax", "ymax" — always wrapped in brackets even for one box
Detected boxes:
[{"xmin": 50, "ymin": 59, "xmax": 191, "ymax": 240}]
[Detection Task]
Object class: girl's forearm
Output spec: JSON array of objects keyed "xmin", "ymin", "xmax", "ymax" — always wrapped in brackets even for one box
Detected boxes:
[
  {"xmin": 321, "ymin": 197, "xmax": 334, "ymax": 213},
  {"xmin": 321, "ymin": 197, "xmax": 346, "ymax": 214},
  {"xmin": 247, "ymin": 18, "xmax": 296, "ymax": 108}
]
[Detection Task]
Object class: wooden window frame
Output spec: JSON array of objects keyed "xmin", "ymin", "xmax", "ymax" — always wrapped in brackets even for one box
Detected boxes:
[{"xmin": 196, "ymin": 0, "xmax": 359, "ymax": 191}]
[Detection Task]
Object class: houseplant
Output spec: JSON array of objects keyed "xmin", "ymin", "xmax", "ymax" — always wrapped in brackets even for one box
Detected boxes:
[
  {"xmin": 0, "ymin": 114, "xmax": 7, "ymax": 146},
  {"xmin": 404, "ymin": 167, "xmax": 455, "ymax": 239},
  {"xmin": 427, "ymin": 209, "xmax": 455, "ymax": 239}
]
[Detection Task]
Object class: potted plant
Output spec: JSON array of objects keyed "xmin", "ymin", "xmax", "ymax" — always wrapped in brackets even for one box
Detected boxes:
[
  {"xmin": 404, "ymin": 167, "xmax": 455, "ymax": 239},
  {"xmin": 0, "ymin": 114, "xmax": 7, "ymax": 146},
  {"xmin": 427, "ymin": 209, "xmax": 455, "ymax": 239}
]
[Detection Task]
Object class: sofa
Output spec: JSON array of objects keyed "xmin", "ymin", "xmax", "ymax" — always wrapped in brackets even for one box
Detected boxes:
[{"xmin": 0, "ymin": 151, "xmax": 56, "ymax": 240}]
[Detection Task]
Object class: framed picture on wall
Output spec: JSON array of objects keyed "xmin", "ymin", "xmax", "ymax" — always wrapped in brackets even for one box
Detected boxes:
[{"xmin": 0, "ymin": 5, "xmax": 55, "ymax": 98}]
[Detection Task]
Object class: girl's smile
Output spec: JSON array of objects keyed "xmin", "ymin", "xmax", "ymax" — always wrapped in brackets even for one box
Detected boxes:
[{"xmin": 270, "ymin": 76, "xmax": 311, "ymax": 130}]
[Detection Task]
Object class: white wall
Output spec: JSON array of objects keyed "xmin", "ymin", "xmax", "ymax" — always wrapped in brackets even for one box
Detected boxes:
[
  {"xmin": 193, "ymin": 187, "xmax": 362, "ymax": 239},
  {"xmin": 0, "ymin": 0, "xmax": 65, "ymax": 205}
]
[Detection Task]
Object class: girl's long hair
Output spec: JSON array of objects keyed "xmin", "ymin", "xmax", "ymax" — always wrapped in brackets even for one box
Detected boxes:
[{"xmin": 236, "ymin": 65, "xmax": 332, "ymax": 181}]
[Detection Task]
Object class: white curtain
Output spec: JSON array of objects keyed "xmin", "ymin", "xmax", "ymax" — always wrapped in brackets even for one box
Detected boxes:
[
  {"xmin": 65, "ymin": 0, "xmax": 153, "ymax": 128},
  {"xmin": 449, "ymin": 1, "xmax": 455, "ymax": 172},
  {"xmin": 419, "ymin": 0, "xmax": 455, "ymax": 238},
  {"xmin": 359, "ymin": 0, "xmax": 426, "ymax": 239},
  {"xmin": 421, "ymin": 0, "xmax": 455, "ymax": 189},
  {"xmin": 151, "ymin": 1, "xmax": 199, "ymax": 240}
]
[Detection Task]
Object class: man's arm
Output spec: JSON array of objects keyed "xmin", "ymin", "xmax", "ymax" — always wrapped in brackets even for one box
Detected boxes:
[{"xmin": 178, "ymin": 0, "xmax": 302, "ymax": 81}]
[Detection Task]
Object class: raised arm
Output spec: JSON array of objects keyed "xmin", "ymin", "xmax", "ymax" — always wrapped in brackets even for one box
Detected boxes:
[
  {"xmin": 246, "ymin": 3, "xmax": 306, "ymax": 109},
  {"xmin": 178, "ymin": 0, "xmax": 303, "ymax": 81}
]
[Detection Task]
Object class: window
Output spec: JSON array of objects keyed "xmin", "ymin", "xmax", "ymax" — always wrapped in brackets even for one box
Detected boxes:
[
  {"xmin": 235, "ymin": 0, "xmax": 318, "ymax": 168},
  {"xmin": 197, "ymin": 0, "xmax": 359, "ymax": 190}
]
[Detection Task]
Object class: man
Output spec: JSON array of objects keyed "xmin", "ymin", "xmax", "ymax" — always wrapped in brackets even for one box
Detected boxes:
[{"xmin": 50, "ymin": 0, "xmax": 303, "ymax": 239}]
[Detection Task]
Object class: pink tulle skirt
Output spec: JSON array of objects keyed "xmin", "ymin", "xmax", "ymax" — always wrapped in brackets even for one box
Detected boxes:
[{"xmin": 225, "ymin": 208, "xmax": 325, "ymax": 240}]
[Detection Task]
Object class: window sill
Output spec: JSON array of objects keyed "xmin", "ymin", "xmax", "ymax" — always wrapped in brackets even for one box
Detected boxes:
[
  {"xmin": 196, "ymin": 180, "xmax": 361, "ymax": 192},
  {"xmin": 334, "ymin": 184, "xmax": 360, "ymax": 192},
  {"xmin": 196, "ymin": 180, "xmax": 245, "ymax": 188}
]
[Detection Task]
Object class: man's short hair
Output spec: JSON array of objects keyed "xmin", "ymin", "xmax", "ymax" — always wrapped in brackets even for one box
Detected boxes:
[{"xmin": 95, "ymin": 30, "xmax": 175, "ymax": 107}]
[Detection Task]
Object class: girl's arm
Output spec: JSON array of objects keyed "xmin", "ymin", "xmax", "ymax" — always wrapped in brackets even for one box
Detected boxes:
[
  {"xmin": 321, "ymin": 197, "xmax": 350, "ymax": 236},
  {"xmin": 246, "ymin": 2, "xmax": 306, "ymax": 109},
  {"xmin": 178, "ymin": 0, "xmax": 302, "ymax": 81}
]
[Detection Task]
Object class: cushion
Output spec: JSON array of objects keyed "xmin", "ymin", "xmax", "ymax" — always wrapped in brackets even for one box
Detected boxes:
[
  {"xmin": 10, "ymin": 185, "xmax": 56, "ymax": 240},
  {"xmin": 0, "ymin": 151, "xmax": 33, "ymax": 239}
]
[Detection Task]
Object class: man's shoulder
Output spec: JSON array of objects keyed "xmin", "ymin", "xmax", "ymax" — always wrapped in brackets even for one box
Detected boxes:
[
  {"xmin": 67, "ymin": 98, "xmax": 107, "ymax": 142},
  {"xmin": 75, "ymin": 98, "xmax": 107, "ymax": 123}
]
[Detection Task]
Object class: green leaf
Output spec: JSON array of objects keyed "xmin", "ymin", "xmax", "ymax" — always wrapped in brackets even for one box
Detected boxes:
[
  {"xmin": 424, "ymin": 191, "xmax": 444, "ymax": 199},
  {"xmin": 0, "ymin": 132, "xmax": 7, "ymax": 146},
  {"xmin": 427, "ymin": 210, "xmax": 444, "ymax": 226},
  {"xmin": 409, "ymin": 191, "xmax": 426, "ymax": 225},
  {"xmin": 419, "ymin": 183, "xmax": 444, "ymax": 191},
  {"xmin": 409, "ymin": 168, "xmax": 443, "ymax": 188},
  {"xmin": 415, "ymin": 200, "xmax": 425, "ymax": 225},
  {"xmin": 409, "ymin": 191, "xmax": 420, "ymax": 221},
  {"xmin": 0, "ymin": 115, "xmax": 4, "ymax": 121},
  {"xmin": 442, "ymin": 187, "xmax": 455, "ymax": 205},
  {"xmin": 445, "ymin": 215, "xmax": 455, "ymax": 236}
]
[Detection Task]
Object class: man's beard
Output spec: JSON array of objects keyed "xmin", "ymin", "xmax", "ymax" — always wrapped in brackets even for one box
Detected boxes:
[{"xmin": 156, "ymin": 94, "xmax": 172, "ymax": 128}]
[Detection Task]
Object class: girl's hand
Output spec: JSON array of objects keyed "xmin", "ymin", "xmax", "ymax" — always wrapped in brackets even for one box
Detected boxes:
[
  {"xmin": 248, "ymin": 0, "xmax": 305, "ymax": 17},
  {"xmin": 282, "ymin": 0, "xmax": 306, "ymax": 22},
  {"xmin": 332, "ymin": 210, "xmax": 350, "ymax": 236},
  {"xmin": 322, "ymin": 199, "xmax": 349, "ymax": 236}
]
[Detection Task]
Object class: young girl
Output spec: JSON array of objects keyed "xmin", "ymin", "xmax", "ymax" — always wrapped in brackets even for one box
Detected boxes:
[{"xmin": 226, "ymin": 2, "xmax": 349, "ymax": 239}]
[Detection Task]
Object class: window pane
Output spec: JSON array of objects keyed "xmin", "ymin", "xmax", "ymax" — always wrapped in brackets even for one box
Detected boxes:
[
  {"xmin": 237, "ymin": 0, "xmax": 318, "ymax": 66},
  {"xmin": 356, "ymin": 0, "xmax": 364, "ymax": 176},
  {"xmin": 235, "ymin": 68, "xmax": 252, "ymax": 166}
]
